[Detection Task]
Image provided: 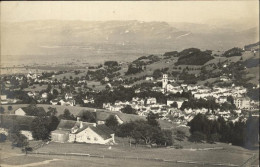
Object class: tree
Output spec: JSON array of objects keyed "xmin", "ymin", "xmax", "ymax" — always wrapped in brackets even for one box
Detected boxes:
[
  {"xmin": 59, "ymin": 109, "xmax": 76, "ymax": 121},
  {"xmin": 81, "ymin": 110, "xmax": 96, "ymax": 123},
  {"xmin": 121, "ymin": 105, "xmax": 137, "ymax": 115},
  {"xmin": 8, "ymin": 125, "xmax": 28, "ymax": 148},
  {"xmin": 223, "ymin": 47, "xmax": 243, "ymax": 57},
  {"xmin": 153, "ymin": 69, "xmax": 162, "ymax": 79},
  {"xmin": 189, "ymin": 131, "xmax": 206, "ymax": 143},
  {"xmin": 104, "ymin": 61, "xmax": 119, "ymax": 67},
  {"xmin": 52, "ymin": 89, "xmax": 59, "ymax": 97},
  {"xmin": 31, "ymin": 116, "xmax": 51, "ymax": 140},
  {"xmin": 175, "ymin": 130, "xmax": 186, "ymax": 142},
  {"xmin": 75, "ymin": 95, "xmax": 84, "ymax": 106},
  {"xmin": 48, "ymin": 116, "xmax": 60, "ymax": 131},
  {"xmin": 147, "ymin": 112, "xmax": 160, "ymax": 127},
  {"xmin": 170, "ymin": 102, "xmax": 178, "ymax": 108},
  {"xmin": 47, "ymin": 107, "xmax": 57, "ymax": 116},
  {"xmin": 8, "ymin": 106, "xmax": 13, "ymax": 111},
  {"xmin": 105, "ymin": 115, "xmax": 119, "ymax": 131},
  {"xmin": 0, "ymin": 107, "xmax": 4, "ymax": 114},
  {"xmin": 245, "ymin": 115, "xmax": 259, "ymax": 148},
  {"xmin": 208, "ymin": 133, "xmax": 221, "ymax": 143},
  {"xmin": 116, "ymin": 121, "xmax": 135, "ymax": 138},
  {"xmin": 0, "ymin": 133, "xmax": 7, "ymax": 142}
]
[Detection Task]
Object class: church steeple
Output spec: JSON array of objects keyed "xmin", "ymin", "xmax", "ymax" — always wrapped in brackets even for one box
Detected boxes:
[{"xmin": 162, "ymin": 74, "xmax": 168, "ymax": 89}]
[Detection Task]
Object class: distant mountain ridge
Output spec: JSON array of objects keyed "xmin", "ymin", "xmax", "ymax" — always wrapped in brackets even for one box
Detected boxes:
[{"xmin": 1, "ymin": 20, "xmax": 259, "ymax": 63}]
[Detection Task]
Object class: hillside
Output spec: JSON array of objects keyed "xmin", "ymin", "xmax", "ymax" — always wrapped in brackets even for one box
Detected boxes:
[{"xmin": 121, "ymin": 44, "xmax": 259, "ymax": 90}]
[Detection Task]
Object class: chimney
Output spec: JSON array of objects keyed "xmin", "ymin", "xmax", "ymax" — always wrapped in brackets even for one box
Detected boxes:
[
  {"xmin": 77, "ymin": 117, "xmax": 80, "ymax": 122},
  {"xmin": 80, "ymin": 121, "xmax": 83, "ymax": 129}
]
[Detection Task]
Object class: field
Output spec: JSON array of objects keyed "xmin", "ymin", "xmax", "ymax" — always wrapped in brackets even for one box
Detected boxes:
[
  {"xmin": 1, "ymin": 104, "xmax": 106, "ymax": 116},
  {"xmin": 33, "ymin": 140, "xmax": 257, "ymax": 166},
  {"xmin": 1, "ymin": 140, "xmax": 258, "ymax": 167}
]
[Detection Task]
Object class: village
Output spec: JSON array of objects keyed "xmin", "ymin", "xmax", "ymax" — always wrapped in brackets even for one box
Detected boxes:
[
  {"xmin": 1, "ymin": 67, "xmax": 258, "ymax": 126},
  {"xmin": 0, "ymin": 65, "xmax": 259, "ymax": 144},
  {"xmin": 0, "ymin": 66, "xmax": 259, "ymax": 166}
]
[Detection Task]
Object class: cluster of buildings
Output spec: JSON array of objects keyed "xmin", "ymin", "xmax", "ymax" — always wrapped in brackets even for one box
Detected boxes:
[
  {"xmin": 0, "ymin": 95, "xmax": 18, "ymax": 105},
  {"xmin": 103, "ymin": 74, "xmax": 257, "ymax": 125},
  {"xmin": 11, "ymin": 107, "xmax": 116, "ymax": 145}
]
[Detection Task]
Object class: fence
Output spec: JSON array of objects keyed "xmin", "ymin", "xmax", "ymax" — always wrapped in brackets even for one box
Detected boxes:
[
  {"xmin": 28, "ymin": 151, "xmax": 240, "ymax": 167},
  {"xmin": 240, "ymin": 154, "xmax": 257, "ymax": 167}
]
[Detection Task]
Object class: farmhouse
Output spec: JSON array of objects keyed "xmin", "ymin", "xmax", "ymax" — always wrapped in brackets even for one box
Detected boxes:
[
  {"xmin": 51, "ymin": 119, "xmax": 114, "ymax": 145},
  {"xmin": 68, "ymin": 124, "xmax": 115, "ymax": 144}
]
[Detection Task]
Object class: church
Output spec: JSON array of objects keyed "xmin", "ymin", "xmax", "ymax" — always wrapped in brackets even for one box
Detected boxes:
[{"xmin": 162, "ymin": 74, "xmax": 183, "ymax": 94}]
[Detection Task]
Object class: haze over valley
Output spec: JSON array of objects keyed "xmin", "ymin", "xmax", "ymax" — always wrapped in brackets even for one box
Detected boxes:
[{"xmin": 1, "ymin": 20, "xmax": 259, "ymax": 67}]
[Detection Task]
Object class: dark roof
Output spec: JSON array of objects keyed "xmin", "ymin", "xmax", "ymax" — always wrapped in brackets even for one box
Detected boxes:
[
  {"xmin": 89, "ymin": 125, "xmax": 113, "ymax": 140},
  {"xmin": 56, "ymin": 119, "xmax": 76, "ymax": 130},
  {"xmin": 51, "ymin": 129, "xmax": 70, "ymax": 134}
]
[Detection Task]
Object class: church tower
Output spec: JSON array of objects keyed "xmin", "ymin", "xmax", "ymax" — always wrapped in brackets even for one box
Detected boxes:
[{"xmin": 162, "ymin": 74, "xmax": 168, "ymax": 89}]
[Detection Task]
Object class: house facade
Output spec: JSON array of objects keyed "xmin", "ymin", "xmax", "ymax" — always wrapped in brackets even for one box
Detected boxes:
[{"xmin": 51, "ymin": 119, "xmax": 115, "ymax": 145}]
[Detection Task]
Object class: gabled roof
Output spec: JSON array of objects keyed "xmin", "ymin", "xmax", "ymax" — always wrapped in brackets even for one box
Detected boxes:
[
  {"xmin": 56, "ymin": 119, "xmax": 76, "ymax": 130},
  {"xmin": 89, "ymin": 125, "xmax": 113, "ymax": 140}
]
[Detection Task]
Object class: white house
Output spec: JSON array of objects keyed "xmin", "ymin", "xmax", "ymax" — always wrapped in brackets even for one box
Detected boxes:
[
  {"xmin": 52, "ymin": 119, "xmax": 115, "ymax": 145},
  {"xmin": 217, "ymin": 96, "xmax": 227, "ymax": 104},
  {"xmin": 104, "ymin": 77, "xmax": 110, "ymax": 82},
  {"xmin": 41, "ymin": 92, "xmax": 48, "ymax": 99},
  {"xmin": 65, "ymin": 93, "xmax": 74, "ymax": 100},
  {"xmin": 59, "ymin": 99, "xmax": 75, "ymax": 106},
  {"xmin": 68, "ymin": 125, "xmax": 115, "ymax": 145},
  {"xmin": 146, "ymin": 76, "xmax": 154, "ymax": 81},
  {"xmin": 50, "ymin": 99, "xmax": 60, "ymax": 105},
  {"xmin": 234, "ymin": 97, "xmax": 250, "ymax": 109},
  {"xmin": 0, "ymin": 95, "xmax": 7, "ymax": 100},
  {"xmin": 146, "ymin": 98, "xmax": 157, "ymax": 105}
]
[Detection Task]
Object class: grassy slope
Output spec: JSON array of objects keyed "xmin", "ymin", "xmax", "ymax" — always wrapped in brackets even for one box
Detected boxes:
[{"xmin": 35, "ymin": 141, "xmax": 257, "ymax": 166}]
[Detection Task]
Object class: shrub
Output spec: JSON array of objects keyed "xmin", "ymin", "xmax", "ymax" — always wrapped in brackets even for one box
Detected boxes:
[{"xmin": 189, "ymin": 131, "xmax": 206, "ymax": 143}]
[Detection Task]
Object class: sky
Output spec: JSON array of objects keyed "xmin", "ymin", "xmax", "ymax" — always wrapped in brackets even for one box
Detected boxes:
[{"xmin": 1, "ymin": 1, "xmax": 259, "ymax": 26}]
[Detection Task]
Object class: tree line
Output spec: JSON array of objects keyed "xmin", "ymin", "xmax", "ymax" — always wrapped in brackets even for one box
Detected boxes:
[{"xmin": 188, "ymin": 113, "xmax": 259, "ymax": 147}]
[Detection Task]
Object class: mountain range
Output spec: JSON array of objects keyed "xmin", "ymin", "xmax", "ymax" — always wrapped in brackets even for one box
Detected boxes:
[{"xmin": 1, "ymin": 20, "xmax": 259, "ymax": 63}]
